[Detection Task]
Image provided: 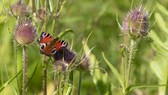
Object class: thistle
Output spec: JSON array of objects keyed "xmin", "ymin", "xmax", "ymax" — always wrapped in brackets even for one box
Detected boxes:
[
  {"xmin": 122, "ymin": 6, "xmax": 149, "ymax": 39},
  {"xmin": 14, "ymin": 20, "xmax": 37, "ymax": 45},
  {"xmin": 121, "ymin": 6, "xmax": 150, "ymax": 94},
  {"xmin": 54, "ymin": 60, "xmax": 69, "ymax": 72},
  {"xmin": 78, "ymin": 54, "xmax": 90, "ymax": 71},
  {"xmin": 11, "ymin": 1, "xmax": 28, "ymax": 17},
  {"xmin": 14, "ymin": 20, "xmax": 37, "ymax": 95}
]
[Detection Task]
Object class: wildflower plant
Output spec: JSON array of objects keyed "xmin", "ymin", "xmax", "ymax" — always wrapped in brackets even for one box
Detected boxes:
[
  {"xmin": 14, "ymin": 19, "xmax": 37, "ymax": 95},
  {"xmin": 121, "ymin": 5, "xmax": 150, "ymax": 94},
  {"xmin": 1, "ymin": 0, "xmax": 167, "ymax": 95},
  {"xmin": 122, "ymin": 5, "xmax": 150, "ymax": 39},
  {"xmin": 104, "ymin": 5, "xmax": 151, "ymax": 95}
]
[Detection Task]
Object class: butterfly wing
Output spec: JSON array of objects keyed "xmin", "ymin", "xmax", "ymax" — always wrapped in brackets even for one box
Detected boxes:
[
  {"xmin": 40, "ymin": 35, "xmax": 68, "ymax": 56},
  {"xmin": 54, "ymin": 38, "xmax": 68, "ymax": 51},
  {"xmin": 39, "ymin": 31, "xmax": 54, "ymax": 43},
  {"xmin": 39, "ymin": 32, "xmax": 54, "ymax": 55}
]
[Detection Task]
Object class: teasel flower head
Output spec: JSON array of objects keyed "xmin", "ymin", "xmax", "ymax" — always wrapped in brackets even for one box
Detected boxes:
[
  {"xmin": 78, "ymin": 54, "xmax": 90, "ymax": 71},
  {"xmin": 14, "ymin": 20, "xmax": 37, "ymax": 45},
  {"xmin": 11, "ymin": 1, "xmax": 28, "ymax": 17},
  {"xmin": 54, "ymin": 60, "xmax": 69, "ymax": 72},
  {"xmin": 53, "ymin": 47, "xmax": 76, "ymax": 64},
  {"xmin": 122, "ymin": 6, "xmax": 149, "ymax": 39}
]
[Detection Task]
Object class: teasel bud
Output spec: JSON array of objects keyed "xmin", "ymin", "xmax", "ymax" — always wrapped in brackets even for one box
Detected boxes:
[
  {"xmin": 53, "ymin": 47, "xmax": 76, "ymax": 64},
  {"xmin": 11, "ymin": 1, "xmax": 28, "ymax": 17},
  {"xmin": 54, "ymin": 60, "xmax": 69, "ymax": 72},
  {"xmin": 122, "ymin": 6, "xmax": 149, "ymax": 38},
  {"xmin": 35, "ymin": 8, "xmax": 46, "ymax": 21},
  {"xmin": 78, "ymin": 54, "xmax": 90, "ymax": 71},
  {"xmin": 14, "ymin": 20, "xmax": 37, "ymax": 45}
]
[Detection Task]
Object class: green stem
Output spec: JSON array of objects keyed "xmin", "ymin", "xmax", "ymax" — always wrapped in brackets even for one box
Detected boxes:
[
  {"xmin": 55, "ymin": 0, "xmax": 65, "ymax": 34},
  {"xmin": 22, "ymin": 45, "xmax": 27, "ymax": 95},
  {"xmin": 32, "ymin": 0, "xmax": 36, "ymax": 13},
  {"xmin": 126, "ymin": 40, "xmax": 136, "ymax": 89},
  {"xmin": 43, "ymin": 55, "xmax": 47, "ymax": 95},
  {"xmin": 69, "ymin": 71, "xmax": 73, "ymax": 94},
  {"xmin": 58, "ymin": 72, "xmax": 60, "ymax": 95},
  {"xmin": 61, "ymin": 72, "xmax": 67, "ymax": 95},
  {"xmin": 78, "ymin": 71, "xmax": 82, "ymax": 95},
  {"xmin": 122, "ymin": 56, "xmax": 126, "ymax": 92}
]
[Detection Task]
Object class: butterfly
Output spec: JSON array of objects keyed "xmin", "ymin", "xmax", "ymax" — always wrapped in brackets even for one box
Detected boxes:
[{"xmin": 39, "ymin": 32, "xmax": 68, "ymax": 56}]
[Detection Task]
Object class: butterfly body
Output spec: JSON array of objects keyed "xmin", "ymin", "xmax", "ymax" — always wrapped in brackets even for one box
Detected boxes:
[{"xmin": 39, "ymin": 32, "xmax": 68, "ymax": 56}]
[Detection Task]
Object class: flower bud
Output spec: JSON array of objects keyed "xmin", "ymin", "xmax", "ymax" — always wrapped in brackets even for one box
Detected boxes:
[
  {"xmin": 54, "ymin": 60, "xmax": 68, "ymax": 72},
  {"xmin": 14, "ymin": 20, "xmax": 37, "ymax": 45},
  {"xmin": 11, "ymin": 1, "xmax": 28, "ymax": 17},
  {"xmin": 35, "ymin": 8, "xmax": 46, "ymax": 21},
  {"xmin": 122, "ymin": 6, "xmax": 149, "ymax": 38},
  {"xmin": 78, "ymin": 55, "xmax": 90, "ymax": 71}
]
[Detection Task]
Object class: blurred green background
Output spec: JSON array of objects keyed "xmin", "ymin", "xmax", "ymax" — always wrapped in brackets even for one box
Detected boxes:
[{"xmin": 0, "ymin": 0, "xmax": 168, "ymax": 95}]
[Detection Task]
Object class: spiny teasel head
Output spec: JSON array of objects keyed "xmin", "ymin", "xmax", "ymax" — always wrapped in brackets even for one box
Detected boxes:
[
  {"xmin": 11, "ymin": 1, "xmax": 29, "ymax": 17},
  {"xmin": 14, "ymin": 20, "xmax": 37, "ymax": 45},
  {"xmin": 122, "ymin": 6, "xmax": 149, "ymax": 38},
  {"xmin": 54, "ymin": 60, "xmax": 69, "ymax": 72},
  {"xmin": 78, "ymin": 54, "xmax": 90, "ymax": 71},
  {"xmin": 53, "ymin": 47, "xmax": 76, "ymax": 64}
]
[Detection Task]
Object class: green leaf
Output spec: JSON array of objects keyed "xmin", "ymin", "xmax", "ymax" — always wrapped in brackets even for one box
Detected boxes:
[
  {"xmin": 82, "ymin": 40, "xmax": 110, "ymax": 95},
  {"xmin": 116, "ymin": 14, "xmax": 123, "ymax": 31},
  {"xmin": 149, "ymin": 30, "xmax": 168, "ymax": 51},
  {"xmin": 26, "ymin": 63, "xmax": 39, "ymax": 87},
  {"xmin": 125, "ymin": 84, "xmax": 167, "ymax": 94},
  {"xmin": 57, "ymin": 29, "xmax": 74, "ymax": 38},
  {"xmin": 157, "ymin": 3, "xmax": 168, "ymax": 16},
  {"xmin": 155, "ymin": 13, "xmax": 168, "ymax": 34},
  {"xmin": 0, "ymin": 15, "xmax": 6, "ymax": 23},
  {"xmin": 56, "ymin": 0, "xmax": 67, "ymax": 16},
  {"xmin": 102, "ymin": 52, "xmax": 124, "ymax": 88},
  {"xmin": 0, "ymin": 69, "xmax": 22, "ymax": 92}
]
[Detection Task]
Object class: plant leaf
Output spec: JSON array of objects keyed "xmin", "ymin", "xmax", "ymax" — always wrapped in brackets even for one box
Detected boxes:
[
  {"xmin": 0, "ymin": 69, "xmax": 22, "ymax": 92},
  {"xmin": 57, "ymin": 29, "xmax": 74, "ymax": 38},
  {"xmin": 125, "ymin": 84, "xmax": 167, "ymax": 94},
  {"xmin": 102, "ymin": 52, "xmax": 124, "ymax": 88},
  {"xmin": 157, "ymin": 3, "xmax": 168, "ymax": 16}
]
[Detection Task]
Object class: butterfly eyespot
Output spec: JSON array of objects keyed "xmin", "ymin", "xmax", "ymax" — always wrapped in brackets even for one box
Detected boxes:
[
  {"xmin": 40, "ymin": 43, "xmax": 46, "ymax": 50},
  {"xmin": 51, "ymin": 49, "xmax": 57, "ymax": 54}
]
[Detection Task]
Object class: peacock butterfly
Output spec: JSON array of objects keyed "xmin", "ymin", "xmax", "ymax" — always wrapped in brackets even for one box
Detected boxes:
[{"xmin": 39, "ymin": 32, "xmax": 68, "ymax": 56}]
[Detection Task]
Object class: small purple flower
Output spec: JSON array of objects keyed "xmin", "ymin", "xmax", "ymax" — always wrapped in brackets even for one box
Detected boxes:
[{"xmin": 122, "ymin": 6, "xmax": 149, "ymax": 37}]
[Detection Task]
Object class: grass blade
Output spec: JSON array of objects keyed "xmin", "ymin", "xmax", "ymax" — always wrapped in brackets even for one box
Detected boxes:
[
  {"xmin": 125, "ymin": 84, "xmax": 167, "ymax": 94},
  {"xmin": 0, "ymin": 68, "xmax": 22, "ymax": 92},
  {"xmin": 102, "ymin": 52, "xmax": 124, "ymax": 88},
  {"xmin": 57, "ymin": 29, "xmax": 74, "ymax": 38}
]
